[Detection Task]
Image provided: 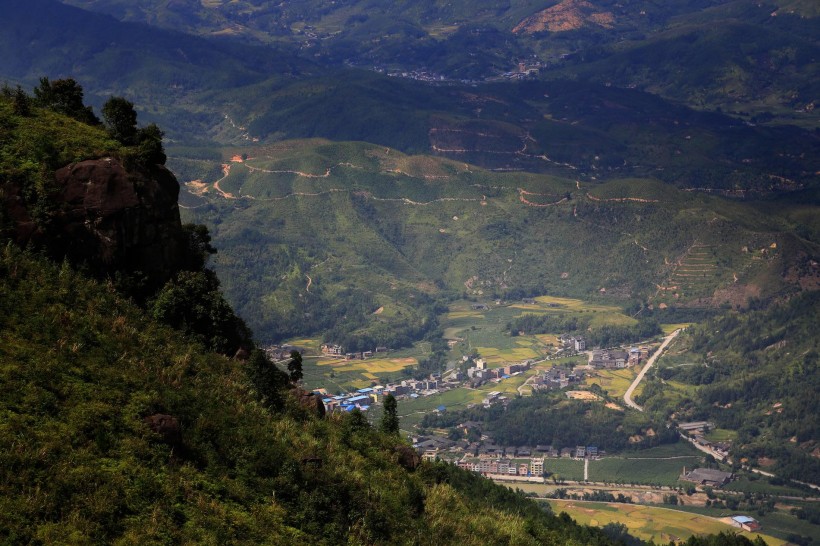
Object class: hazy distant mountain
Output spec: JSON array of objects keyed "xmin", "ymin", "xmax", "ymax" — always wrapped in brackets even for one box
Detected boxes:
[{"xmin": 57, "ymin": 0, "xmax": 820, "ymax": 126}]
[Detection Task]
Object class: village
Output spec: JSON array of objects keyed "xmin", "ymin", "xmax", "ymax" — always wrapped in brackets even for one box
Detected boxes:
[
  {"xmin": 292, "ymin": 332, "xmax": 656, "ymax": 414},
  {"xmin": 280, "ymin": 330, "xmax": 741, "ymax": 488},
  {"xmin": 261, "ymin": 311, "xmax": 764, "ymax": 534},
  {"xmin": 281, "ymin": 333, "xmax": 668, "ymax": 456}
]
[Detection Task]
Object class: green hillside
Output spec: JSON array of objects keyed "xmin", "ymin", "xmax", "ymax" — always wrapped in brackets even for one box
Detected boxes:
[
  {"xmin": 173, "ymin": 140, "xmax": 820, "ymax": 346},
  {"xmin": 638, "ymin": 290, "xmax": 820, "ymax": 484},
  {"xmin": 559, "ymin": 19, "xmax": 820, "ymax": 128}
]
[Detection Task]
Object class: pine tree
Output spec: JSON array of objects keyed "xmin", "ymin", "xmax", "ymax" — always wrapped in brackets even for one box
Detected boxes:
[
  {"xmin": 380, "ymin": 393, "xmax": 399, "ymax": 435},
  {"xmin": 287, "ymin": 350, "xmax": 303, "ymax": 383}
]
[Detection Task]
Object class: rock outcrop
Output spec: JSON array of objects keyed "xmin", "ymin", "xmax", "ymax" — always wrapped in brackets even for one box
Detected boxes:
[
  {"xmin": 144, "ymin": 413, "xmax": 182, "ymax": 447},
  {"xmin": 6, "ymin": 157, "xmax": 188, "ymax": 292}
]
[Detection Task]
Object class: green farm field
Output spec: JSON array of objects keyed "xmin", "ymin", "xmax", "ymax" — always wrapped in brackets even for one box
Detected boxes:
[
  {"xmin": 588, "ymin": 455, "xmax": 700, "ymax": 487},
  {"xmin": 443, "ymin": 297, "xmax": 638, "ymax": 366},
  {"xmin": 543, "ymin": 458, "xmax": 586, "ymax": 482},
  {"xmin": 585, "ymin": 368, "xmax": 638, "ymax": 400}
]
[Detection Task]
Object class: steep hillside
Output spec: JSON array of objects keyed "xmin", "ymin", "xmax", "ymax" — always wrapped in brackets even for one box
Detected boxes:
[{"xmin": 2, "ymin": 242, "xmax": 638, "ymax": 545}]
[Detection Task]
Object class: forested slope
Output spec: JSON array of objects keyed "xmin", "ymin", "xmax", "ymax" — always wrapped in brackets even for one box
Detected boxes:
[{"xmin": 639, "ymin": 291, "xmax": 820, "ymax": 483}]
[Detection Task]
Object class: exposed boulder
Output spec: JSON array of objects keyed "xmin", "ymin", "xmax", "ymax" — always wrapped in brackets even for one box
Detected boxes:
[
  {"xmin": 293, "ymin": 388, "xmax": 326, "ymax": 418},
  {"xmin": 394, "ymin": 445, "xmax": 422, "ymax": 471},
  {"xmin": 144, "ymin": 413, "xmax": 182, "ymax": 447}
]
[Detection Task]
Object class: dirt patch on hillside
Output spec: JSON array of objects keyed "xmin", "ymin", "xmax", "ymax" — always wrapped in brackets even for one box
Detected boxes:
[
  {"xmin": 513, "ymin": 0, "xmax": 614, "ymax": 34},
  {"xmin": 185, "ymin": 180, "xmax": 210, "ymax": 196},
  {"xmin": 757, "ymin": 457, "xmax": 777, "ymax": 467},
  {"xmin": 567, "ymin": 390, "xmax": 601, "ymax": 401},
  {"xmin": 711, "ymin": 282, "xmax": 761, "ymax": 309}
]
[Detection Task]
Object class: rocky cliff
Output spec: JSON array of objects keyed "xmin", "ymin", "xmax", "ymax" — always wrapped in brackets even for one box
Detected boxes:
[{"xmin": 4, "ymin": 157, "xmax": 187, "ymax": 291}]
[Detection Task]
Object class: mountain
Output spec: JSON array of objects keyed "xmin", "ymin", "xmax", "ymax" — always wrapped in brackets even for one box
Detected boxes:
[
  {"xmin": 57, "ymin": 0, "xmax": 820, "ymax": 127},
  {"xmin": 0, "ymin": 0, "xmax": 305, "ymax": 141},
  {"xmin": 0, "ymin": 86, "xmax": 648, "ymax": 546},
  {"xmin": 2, "ymin": 1, "xmax": 817, "ymax": 193},
  {"xmin": 173, "ymin": 139, "xmax": 820, "ymax": 345}
]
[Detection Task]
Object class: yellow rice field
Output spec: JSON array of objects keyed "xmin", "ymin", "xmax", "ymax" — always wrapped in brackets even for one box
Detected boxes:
[
  {"xmin": 547, "ymin": 500, "xmax": 784, "ymax": 545},
  {"xmin": 585, "ymin": 369, "xmax": 637, "ymax": 399}
]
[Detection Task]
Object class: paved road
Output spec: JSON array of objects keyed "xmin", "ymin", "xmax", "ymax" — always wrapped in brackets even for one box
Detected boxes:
[{"xmin": 623, "ymin": 329, "xmax": 682, "ymax": 411}]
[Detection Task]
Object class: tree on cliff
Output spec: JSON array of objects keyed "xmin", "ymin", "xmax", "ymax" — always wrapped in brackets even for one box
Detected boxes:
[
  {"xmin": 245, "ymin": 348, "xmax": 290, "ymax": 410},
  {"xmin": 33, "ymin": 77, "xmax": 99, "ymax": 125},
  {"xmin": 102, "ymin": 96, "xmax": 138, "ymax": 145},
  {"xmin": 136, "ymin": 123, "xmax": 167, "ymax": 165},
  {"xmin": 149, "ymin": 270, "xmax": 252, "ymax": 355}
]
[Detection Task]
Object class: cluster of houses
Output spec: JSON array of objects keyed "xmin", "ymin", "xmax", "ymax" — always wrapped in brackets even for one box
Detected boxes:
[
  {"xmin": 532, "ymin": 366, "xmax": 586, "ymax": 390},
  {"xmin": 462, "ymin": 358, "xmax": 532, "ymax": 388},
  {"xmin": 559, "ymin": 335, "xmax": 587, "ymax": 352},
  {"xmin": 678, "ymin": 421, "xmax": 731, "ymax": 459},
  {"xmin": 315, "ymin": 369, "xmax": 470, "ymax": 413},
  {"xmin": 264, "ymin": 344, "xmax": 304, "ymax": 361},
  {"xmin": 316, "ymin": 378, "xmax": 443, "ymax": 413},
  {"xmin": 415, "ymin": 434, "xmax": 604, "ymax": 476},
  {"xmin": 316, "ymin": 387, "xmax": 380, "ymax": 413},
  {"xmin": 588, "ymin": 347, "xmax": 649, "ymax": 369},
  {"xmin": 320, "ymin": 343, "xmax": 389, "ymax": 361}
]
